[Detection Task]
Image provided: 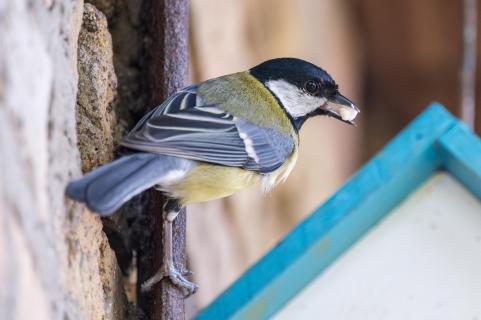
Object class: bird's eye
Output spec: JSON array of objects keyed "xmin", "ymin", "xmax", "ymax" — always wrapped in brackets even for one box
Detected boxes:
[{"xmin": 304, "ymin": 80, "xmax": 319, "ymax": 94}]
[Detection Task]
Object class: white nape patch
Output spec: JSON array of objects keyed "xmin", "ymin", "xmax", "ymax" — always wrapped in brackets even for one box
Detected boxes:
[
  {"xmin": 239, "ymin": 131, "xmax": 259, "ymax": 163},
  {"xmin": 266, "ymin": 79, "xmax": 326, "ymax": 118}
]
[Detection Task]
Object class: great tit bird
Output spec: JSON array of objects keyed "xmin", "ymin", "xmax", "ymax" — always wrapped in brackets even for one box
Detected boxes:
[{"xmin": 66, "ymin": 57, "xmax": 359, "ymax": 294}]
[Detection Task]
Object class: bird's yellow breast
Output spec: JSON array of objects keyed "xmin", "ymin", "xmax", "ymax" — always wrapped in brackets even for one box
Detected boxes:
[
  {"xmin": 170, "ymin": 149, "xmax": 298, "ymax": 205},
  {"xmin": 172, "ymin": 164, "xmax": 260, "ymax": 205}
]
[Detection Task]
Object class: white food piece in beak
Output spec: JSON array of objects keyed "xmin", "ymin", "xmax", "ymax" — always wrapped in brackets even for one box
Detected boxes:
[
  {"xmin": 327, "ymin": 102, "xmax": 359, "ymax": 121},
  {"xmin": 339, "ymin": 106, "xmax": 359, "ymax": 121}
]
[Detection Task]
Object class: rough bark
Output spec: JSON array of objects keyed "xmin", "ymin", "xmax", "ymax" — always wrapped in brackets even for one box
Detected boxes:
[{"xmin": 76, "ymin": 3, "xmax": 120, "ymax": 172}]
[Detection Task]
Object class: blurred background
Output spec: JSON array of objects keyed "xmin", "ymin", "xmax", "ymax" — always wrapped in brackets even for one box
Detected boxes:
[
  {"xmin": 185, "ymin": 0, "xmax": 480, "ymax": 315},
  {"xmin": 1, "ymin": 0, "xmax": 479, "ymax": 318}
]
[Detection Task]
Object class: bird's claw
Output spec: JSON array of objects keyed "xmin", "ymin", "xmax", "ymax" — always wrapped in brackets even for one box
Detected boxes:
[
  {"xmin": 168, "ymin": 267, "xmax": 198, "ymax": 296},
  {"xmin": 141, "ymin": 264, "xmax": 198, "ymax": 297}
]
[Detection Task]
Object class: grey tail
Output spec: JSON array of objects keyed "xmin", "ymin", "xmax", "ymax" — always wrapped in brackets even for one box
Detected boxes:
[{"xmin": 66, "ymin": 153, "xmax": 192, "ymax": 216}]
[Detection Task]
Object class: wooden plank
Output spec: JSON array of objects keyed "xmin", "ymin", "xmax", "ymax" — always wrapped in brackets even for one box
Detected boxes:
[
  {"xmin": 195, "ymin": 104, "xmax": 459, "ymax": 320},
  {"xmin": 438, "ymin": 123, "xmax": 481, "ymax": 200},
  {"xmin": 136, "ymin": 0, "xmax": 189, "ymax": 319}
]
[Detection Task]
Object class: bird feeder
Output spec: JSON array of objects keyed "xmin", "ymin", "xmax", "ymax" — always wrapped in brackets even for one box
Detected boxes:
[{"xmin": 196, "ymin": 103, "xmax": 481, "ymax": 319}]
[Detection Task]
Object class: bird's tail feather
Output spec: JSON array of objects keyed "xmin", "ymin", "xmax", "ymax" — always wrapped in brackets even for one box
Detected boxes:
[{"xmin": 66, "ymin": 153, "xmax": 192, "ymax": 216}]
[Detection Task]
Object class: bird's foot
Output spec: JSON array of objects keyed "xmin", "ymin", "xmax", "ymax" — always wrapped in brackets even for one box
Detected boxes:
[{"xmin": 141, "ymin": 263, "xmax": 198, "ymax": 297}]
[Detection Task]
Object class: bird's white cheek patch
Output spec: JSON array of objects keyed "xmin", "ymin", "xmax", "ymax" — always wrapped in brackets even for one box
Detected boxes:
[{"xmin": 265, "ymin": 79, "xmax": 324, "ymax": 118}]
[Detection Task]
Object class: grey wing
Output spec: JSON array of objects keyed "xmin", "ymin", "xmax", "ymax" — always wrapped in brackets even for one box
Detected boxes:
[{"xmin": 120, "ymin": 85, "xmax": 294, "ymax": 173}]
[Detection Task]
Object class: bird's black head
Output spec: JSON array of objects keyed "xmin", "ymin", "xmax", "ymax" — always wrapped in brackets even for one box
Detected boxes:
[{"xmin": 250, "ymin": 58, "xmax": 359, "ymax": 130}]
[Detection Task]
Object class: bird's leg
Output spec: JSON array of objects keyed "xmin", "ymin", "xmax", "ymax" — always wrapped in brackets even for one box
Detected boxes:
[{"xmin": 141, "ymin": 199, "xmax": 198, "ymax": 296}]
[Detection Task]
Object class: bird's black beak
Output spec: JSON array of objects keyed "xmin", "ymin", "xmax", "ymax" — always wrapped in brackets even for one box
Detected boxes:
[{"xmin": 321, "ymin": 92, "xmax": 360, "ymax": 125}]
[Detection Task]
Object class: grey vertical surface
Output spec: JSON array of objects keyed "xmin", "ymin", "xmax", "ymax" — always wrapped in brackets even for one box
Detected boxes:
[{"xmin": 136, "ymin": 0, "xmax": 189, "ymax": 319}]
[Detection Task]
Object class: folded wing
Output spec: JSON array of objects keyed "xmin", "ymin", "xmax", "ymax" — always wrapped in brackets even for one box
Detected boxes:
[{"xmin": 120, "ymin": 85, "xmax": 294, "ymax": 173}]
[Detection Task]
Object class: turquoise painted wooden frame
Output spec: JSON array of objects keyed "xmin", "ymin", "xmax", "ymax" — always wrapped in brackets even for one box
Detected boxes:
[{"xmin": 196, "ymin": 103, "xmax": 481, "ymax": 320}]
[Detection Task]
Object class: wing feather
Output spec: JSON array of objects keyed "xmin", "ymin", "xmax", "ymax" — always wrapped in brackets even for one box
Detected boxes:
[{"xmin": 120, "ymin": 85, "xmax": 294, "ymax": 173}]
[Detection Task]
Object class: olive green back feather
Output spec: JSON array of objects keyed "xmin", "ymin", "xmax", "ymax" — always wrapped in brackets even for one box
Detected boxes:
[{"xmin": 198, "ymin": 72, "xmax": 297, "ymax": 140}]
